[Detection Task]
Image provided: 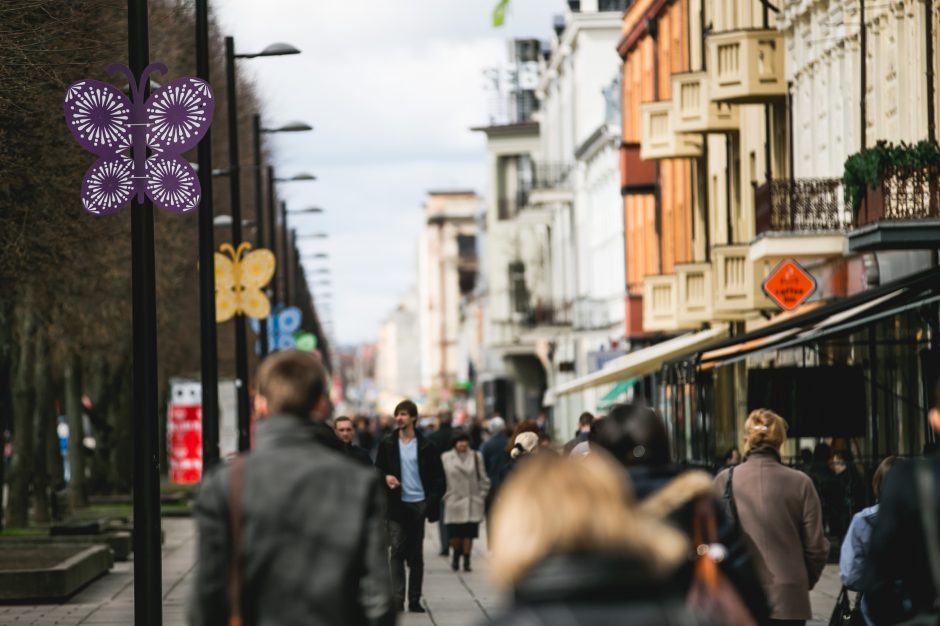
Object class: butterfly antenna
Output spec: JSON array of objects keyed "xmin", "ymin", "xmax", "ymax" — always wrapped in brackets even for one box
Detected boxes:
[
  {"xmin": 235, "ymin": 242, "xmax": 253, "ymax": 259},
  {"xmin": 106, "ymin": 64, "xmax": 138, "ymax": 100},
  {"xmin": 138, "ymin": 63, "xmax": 168, "ymax": 97}
]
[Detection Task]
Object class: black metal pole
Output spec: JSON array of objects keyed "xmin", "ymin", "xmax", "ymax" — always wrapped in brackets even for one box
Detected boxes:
[
  {"xmin": 225, "ymin": 36, "xmax": 251, "ymax": 452},
  {"xmin": 286, "ymin": 228, "xmax": 295, "ymax": 306},
  {"xmin": 267, "ymin": 166, "xmax": 279, "ymax": 307},
  {"xmin": 252, "ymin": 114, "xmax": 269, "ymax": 358},
  {"xmin": 196, "ymin": 0, "xmax": 220, "ymax": 473},
  {"xmin": 280, "ymin": 200, "xmax": 289, "ymax": 305},
  {"xmin": 128, "ymin": 1, "xmax": 161, "ymax": 624}
]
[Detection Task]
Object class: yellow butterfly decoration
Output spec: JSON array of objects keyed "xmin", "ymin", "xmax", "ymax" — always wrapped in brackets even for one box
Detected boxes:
[{"xmin": 215, "ymin": 242, "xmax": 276, "ymax": 322}]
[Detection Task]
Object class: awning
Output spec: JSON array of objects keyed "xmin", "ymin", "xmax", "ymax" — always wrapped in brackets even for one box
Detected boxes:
[
  {"xmin": 598, "ymin": 378, "xmax": 638, "ymax": 408},
  {"xmin": 698, "ymin": 267, "xmax": 940, "ymax": 367},
  {"xmin": 553, "ymin": 326, "xmax": 729, "ymax": 397}
]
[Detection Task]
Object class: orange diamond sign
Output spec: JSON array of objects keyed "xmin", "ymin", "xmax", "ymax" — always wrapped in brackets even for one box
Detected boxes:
[{"xmin": 762, "ymin": 259, "xmax": 817, "ymax": 311}]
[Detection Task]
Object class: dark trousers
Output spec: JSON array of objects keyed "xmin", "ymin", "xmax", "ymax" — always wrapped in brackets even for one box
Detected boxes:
[
  {"xmin": 388, "ymin": 501, "xmax": 426, "ymax": 605},
  {"xmin": 768, "ymin": 620, "xmax": 805, "ymax": 626}
]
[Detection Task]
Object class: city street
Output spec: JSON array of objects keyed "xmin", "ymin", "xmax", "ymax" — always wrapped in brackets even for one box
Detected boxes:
[{"xmin": 0, "ymin": 516, "xmax": 843, "ymax": 625}]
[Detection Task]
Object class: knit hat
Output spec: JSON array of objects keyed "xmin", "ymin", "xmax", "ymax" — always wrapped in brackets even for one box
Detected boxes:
[{"xmin": 510, "ymin": 432, "xmax": 539, "ymax": 459}]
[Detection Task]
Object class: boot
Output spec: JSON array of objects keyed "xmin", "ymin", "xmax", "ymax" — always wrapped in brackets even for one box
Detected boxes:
[
  {"xmin": 463, "ymin": 553, "xmax": 472, "ymax": 572},
  {"xmin": 451, "ymin": 546, "xmax": 461, "ymax": 571}
]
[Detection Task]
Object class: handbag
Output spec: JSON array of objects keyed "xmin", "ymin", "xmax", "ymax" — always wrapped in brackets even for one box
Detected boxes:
[
  {"xmin": 718, "ymin": 466, "xmax": 739, "ymax": 531},
  {"xmin": 687, "ymin": 497, "xmax": 758, "ymax": 626},
  {"xmin": 829, "ymin": 585, "xmax": 864, "ymax": 626},
  {"xmin": 892, "ymin": 459, "xmax": 940, "ymax": 626},
  {"xmin": 227, "ymin": 455, "xmax": 246, "ymax": 626}
]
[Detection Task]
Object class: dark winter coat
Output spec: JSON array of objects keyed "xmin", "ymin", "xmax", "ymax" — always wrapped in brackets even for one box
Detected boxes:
[
  {"xmin": 863, "ymin": 452, "xmax": 940, "ymax": 625},
  {"xmin": 188, "ymin": 414, "xmax": 394, "ymax": 626},
  {"xmin": 632, "ymin": 465, "xmax": 771, "ymax": 625},
  {"xmin": 374, "ymin": 429, "xmax": 445, "ymax": 523},
  {"xmin": 487, "ymin": 552, "xmax": 713, "ymax": 626}
]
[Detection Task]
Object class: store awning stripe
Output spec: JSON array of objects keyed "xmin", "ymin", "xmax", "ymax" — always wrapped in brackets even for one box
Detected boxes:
[
  {"xmin": 600, "ymin": 378, "xmax": 638, "ymax": 403},
  {"xmin": 553, "ymin": 326, "xmax": 729, "ymax": 397}
]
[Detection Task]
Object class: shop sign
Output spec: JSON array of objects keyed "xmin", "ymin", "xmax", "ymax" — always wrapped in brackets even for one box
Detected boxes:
[{"xmin": 762, "ymin": 259, "xmax": 817, "ymax": 311}]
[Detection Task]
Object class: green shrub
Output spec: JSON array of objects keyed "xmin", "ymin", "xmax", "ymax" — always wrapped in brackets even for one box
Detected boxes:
[{"xmin": 843, "ymin": 140, "xmax": 940, "ymax": 211}]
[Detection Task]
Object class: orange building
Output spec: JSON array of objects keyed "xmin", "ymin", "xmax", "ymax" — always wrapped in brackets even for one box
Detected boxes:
[{"xmin": 618, "ymin": 0, "xmax": 693, "ymax": 336}]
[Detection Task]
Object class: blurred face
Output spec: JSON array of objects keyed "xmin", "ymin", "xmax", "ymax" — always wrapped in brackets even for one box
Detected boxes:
[
  {"xmin": 455, "ymin": 439, "xmax": 469, "ymax": 453},
  {"xmin": 395, "ymin": 410, "xmax": 416, "ymax": 431},
  {"xmin": 335, "ymin": 420, "xmax": 354, "ymax": 444},
  {"xmin": 831, "ymin": 455, "xmax": 847, "ymax": 474}
]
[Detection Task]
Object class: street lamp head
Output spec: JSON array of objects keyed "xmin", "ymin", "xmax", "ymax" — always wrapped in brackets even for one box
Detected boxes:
[
  {"xmin": 274, "ymin": 172, "xmax": 317, "ymax": 182},
  {"xmin": 266, "ymin": 121, "xmax": 313, "ymax": 133},
  {"xmin": 288, "ymin": 206, "xmax": 324, "ymax": 214},
  {"xmin": 259, "ymin": 42, "xmax": 301, "ymax": 57},
  {"xmin": 298, "ymin": 232, "xmax": 329, "ymax": 239},
  {"xmin": 213, "ymin": 215, "xmax": 255, "ymax": 228}
]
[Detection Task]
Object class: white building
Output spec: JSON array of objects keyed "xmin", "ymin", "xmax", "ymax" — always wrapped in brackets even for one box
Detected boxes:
[
  {"xmin": 375, "ymin": 289, "xmax": 421, "ymax": 412},
  {"xmin": 530, "ymin": 4, "xmax": 628, "ymax": 438},
  {"xmin": 416, "ymin": 191, "xmax": 479, "ymax": 411}
]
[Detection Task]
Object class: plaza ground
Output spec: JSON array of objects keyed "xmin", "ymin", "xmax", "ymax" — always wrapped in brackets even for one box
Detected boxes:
[{"xmin": 0, "ymin": 517, "xmax": 842, "ymax": 625}]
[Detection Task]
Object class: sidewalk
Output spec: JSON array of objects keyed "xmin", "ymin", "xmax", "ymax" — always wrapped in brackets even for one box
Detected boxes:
[{"xmin": 0, "ymin": 516, "xmax": 839, "ymax": 625}]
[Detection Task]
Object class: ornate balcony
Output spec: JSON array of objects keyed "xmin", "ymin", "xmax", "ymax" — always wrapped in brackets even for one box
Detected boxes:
[
  {"xmin": 707, "ymin": 29, "xmax": 786, "ymax": 103},
  {"xmin": 713, "ymin": 245, "xmax": 771, "ymax": 317},
  {"xmin": 523, "ymin": 301, "xmax": 573, "ymax": 328},
  {"xmin": 639, "ymin": 101, "xmax": 703, "ymax": 160},
  {"xmin": 671, "ymin": 71, "xmax": 738, "ymax": 133},
  {"xmin": 676, "ymin": 263, "xmax": 714, "ymax": 325},
  {"xmin": 850, "ymin": 166, "xmax": 940, "ymax": 251},
  {"xmin": 643, "ymin": 274, "xmax": 680, "ymax": 331},
  {"xmin": 750, "ymin": 178, "xmax": 849, "ymax": 261}
]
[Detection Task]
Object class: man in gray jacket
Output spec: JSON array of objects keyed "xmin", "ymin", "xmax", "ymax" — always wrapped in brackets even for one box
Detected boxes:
[{"xmin": 188, "ymin": 350, "xmax": 395, "ymax": 626}]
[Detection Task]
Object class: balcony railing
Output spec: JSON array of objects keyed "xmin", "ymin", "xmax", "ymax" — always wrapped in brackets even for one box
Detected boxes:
[
  {"xmin": 523, "ymin": 301, "xmax": 573, "ymax": 327},
  {"xmin": 532, "ymin": 162, "xmax": 573, "ymax": 190},
  {"xmin": 754, "ymin": 178, "xmax": 850, "ymax": 233},
  {"xmin": 857, "ymin": 166, "xmax": 940, "ymax": 225}
]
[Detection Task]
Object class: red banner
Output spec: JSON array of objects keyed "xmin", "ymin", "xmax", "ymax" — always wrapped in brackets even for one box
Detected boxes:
[{"xmin": 169, "ymin": 403, "xmax": 202, "ymax": 484}]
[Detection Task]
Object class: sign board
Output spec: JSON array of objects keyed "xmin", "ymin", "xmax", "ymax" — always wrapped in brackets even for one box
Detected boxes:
[
  {"xmin": 762, "ymin": 259, "xmax": 817, "ymax": 311},
  {"xmin": 168, "ymin": 381, "xmax": 202, "ymax": 484}
]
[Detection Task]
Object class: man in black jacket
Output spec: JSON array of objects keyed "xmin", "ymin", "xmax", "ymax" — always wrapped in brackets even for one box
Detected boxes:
[
  {"xmin": 374, "ymin": 399, "xmax": 445, "ymax": 613},
  {"xmin": 863, "ymin": 384, "xmax": 940, "ymax": 624},
  {"xmin": 335, "ymin": 415, "xmax": 373, "ymax": 466},
  {"xmin": 188, "ymin": 351, "xmax": 394, "ymax": 626}
]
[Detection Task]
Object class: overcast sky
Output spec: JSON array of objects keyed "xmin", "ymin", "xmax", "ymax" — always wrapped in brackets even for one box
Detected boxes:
[{"xmin": 212, "ymin": 0, "xmax": 565, "ymax": 345}]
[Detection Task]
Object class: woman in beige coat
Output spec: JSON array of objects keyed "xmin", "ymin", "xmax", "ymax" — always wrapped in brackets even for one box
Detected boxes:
[
  {"xmin": 714, "ymin": 409, "xmax": 829, "ymax": 626},
  {"xmin": 441, "ymin": 430, "xmax": 490, "ymax": 572}
]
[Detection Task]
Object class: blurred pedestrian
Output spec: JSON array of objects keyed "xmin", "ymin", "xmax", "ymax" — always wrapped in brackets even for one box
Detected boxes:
[
  {"xmin": 354, "ymin": 415, "xmax": 375, "ymax": 452},
  {"xmin": 804, "ymin": 442, "xmax": 839, "ymax": 536},
  {"xmin": 563, "ymin": 412, "xmax": 593, "ymax": 455},
  {"xmin": 486, "ymin": 452, "xmax": 709, "ymax": 625},
  {"xmin": 863, "ymin": 382, "xmax": 940, "ymax": 625},
  {"xmin": 510, "ymin": 431, "xmax": 539, "ymax": 461},
  {"xmin": 441, "ymin": 430, "xmax": 490, "ymax": 572},
  {"xmin": 840, "ymin": 456, "xmax": 901, "ymax": 626},
  {"xmin": 335, "ymin": 416, "xmax": 372, "ymax": 466},
  {"xmin": 374, "ymin": 399, "xmax": 445, "ymax": 613},
  {"xmin": 481, "ymin": 417, "xmax": 510, "ymax": 530},
  {"xmin": 592, "ymin": 403, "xmax": 769, "ymax": 624},
  {"xmin": 427, "ymin": 410, "xmax": 454, "ymax": 556},
  {"xmin": 188, "ymin": 350, "xmax": 394, "ymax": 626},
  {"xmin": 831, "ymin": 448, "xmax": 867, "ymax": 540},
  {"xmin": 717, "ymin": 446, "xmax": 741, "ymax": 473},
  {"xmin": 714, "ymin": 409, "xmax": 829, "ymax": 626}
]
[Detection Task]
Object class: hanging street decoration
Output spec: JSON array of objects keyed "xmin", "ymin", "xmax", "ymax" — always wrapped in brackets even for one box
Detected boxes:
[
  {"xmin": 294, "ymin": 332, "xmax": 318, "ymax": 353},
  {"xmin": 251, "ymin": 305, "xmax": 303, "ymax": 353},
  {"xmin": 64, "ymin": 63, "xmax": 214, "ymax": 215},
  {"xmin": 215, "ymin": 243, "xmax": 276, "ymax": 322},
  {"xmin": 762, "ymin": 259, "xmax": 818, "ymax": 311}
]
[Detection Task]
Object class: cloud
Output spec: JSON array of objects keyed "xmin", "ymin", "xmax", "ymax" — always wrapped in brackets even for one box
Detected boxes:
[{"xmin": 212, "ymin": 0, "xmax": 565, "ymax": 343}]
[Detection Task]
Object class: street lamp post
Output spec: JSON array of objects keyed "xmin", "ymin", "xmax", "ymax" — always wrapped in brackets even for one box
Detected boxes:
[
  {"xmin": 252, "ymin": 117, "xmax": 312, "ymax": 356},
  {"xmin": 269, "ymin": 175, "xmax": 316, "ymax": 312},
  {"xmin": 224, "ymin": 37, "xmax": 300, "ymax": 452}
]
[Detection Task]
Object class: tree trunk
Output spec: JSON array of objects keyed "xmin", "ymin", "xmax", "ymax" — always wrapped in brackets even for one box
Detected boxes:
[
  {"xmin": 31, "ymin": 329, "xmax": 50, "ymax": 525},
  {"xmin": 65, "ymin": 352, "xmax": 87, "ymax": 509},
  {"xmin": 0, "ymin": 297, "xmax": 14, "ymax": 531},
  {"xmin": 8, "ymin": 298, "xmax": 36, "ymax": 527}
]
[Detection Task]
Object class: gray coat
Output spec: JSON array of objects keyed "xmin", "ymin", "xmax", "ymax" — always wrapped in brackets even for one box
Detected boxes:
[
  {"xmin": 187, "ymin": 415, "xmax": 394, "ymax": 626},
  {"xmin": 714, "ymin": 446, "xmax": 829, "ymax": 621},
  {"xmin": 441, "ymin": 448, "xmax": 490, "ymax": 525}
]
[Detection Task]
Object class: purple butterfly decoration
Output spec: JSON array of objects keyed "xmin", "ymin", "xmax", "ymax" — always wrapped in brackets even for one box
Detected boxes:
[{"xmin": 63, "ymin": 63, "xmax": 214, "ymax": 216}]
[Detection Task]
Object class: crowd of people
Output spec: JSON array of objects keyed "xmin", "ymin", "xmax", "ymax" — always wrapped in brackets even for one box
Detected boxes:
[{"xmin": 187, "ymin": 349, "xmax": 940, "ymax": 626}]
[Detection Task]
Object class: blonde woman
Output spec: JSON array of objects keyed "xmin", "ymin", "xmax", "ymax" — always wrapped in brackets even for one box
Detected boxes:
[
  {"xmin": 714, "ymin": 409, "xmax": 829, "ymax": 626},
  {"xmin": 487, "ymin": 452, "xmax": 709, "ymax": 625},
  {"xmin": 441, "ymin": 430, "xmax": 490, "ymax": 572}
]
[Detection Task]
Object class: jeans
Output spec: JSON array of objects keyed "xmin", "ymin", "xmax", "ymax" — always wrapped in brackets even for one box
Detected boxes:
[{"xmin": 388, "ymin": 500, "xmax": 426, "ymax": 605}]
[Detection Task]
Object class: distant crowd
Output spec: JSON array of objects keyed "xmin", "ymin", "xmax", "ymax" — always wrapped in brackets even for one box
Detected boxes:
[{"xmin": 187, "ymin": 349, "xmax": 940, "ymax": 626}]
